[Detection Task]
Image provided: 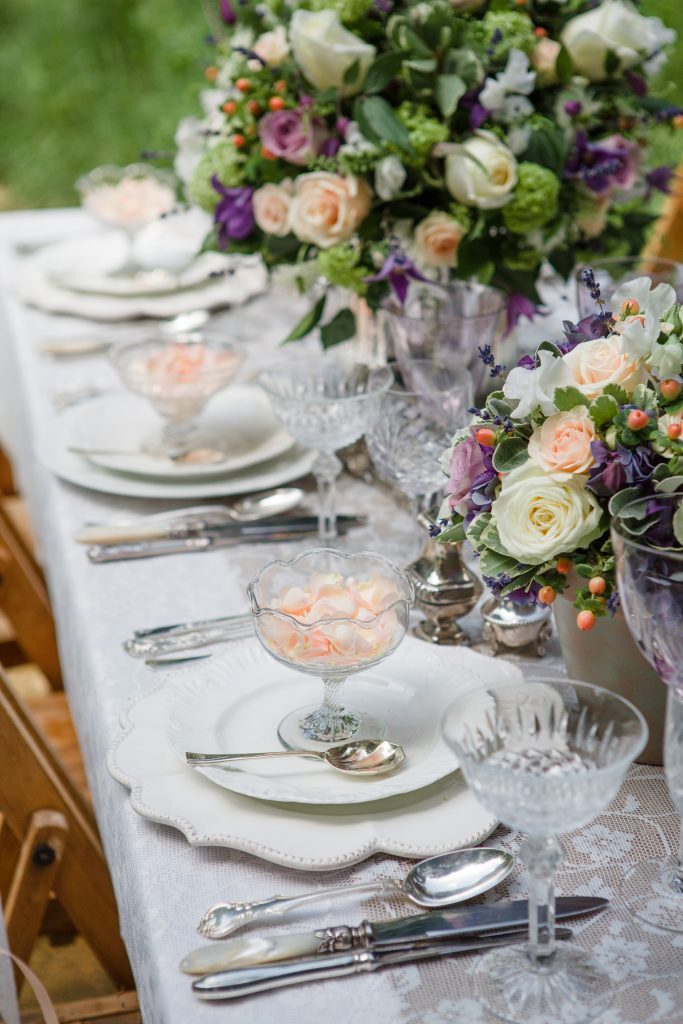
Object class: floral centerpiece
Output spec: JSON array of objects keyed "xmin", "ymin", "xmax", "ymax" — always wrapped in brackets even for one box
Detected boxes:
[
  {"xmin": 437, "ymin": 271, "xmax": 683, "ymax": 630},
  {"xmin": 176, "ymin": 0, "xmax": 678, "ymax": 342}
]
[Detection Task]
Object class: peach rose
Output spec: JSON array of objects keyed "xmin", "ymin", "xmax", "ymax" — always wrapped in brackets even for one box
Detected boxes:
[
  {"xmin": 532, "ymin": 38, "xmax": 561, "ymax": 84},
  {"xmin": 528, "ymin": 406, "xmax": 596, "ymax": 479},
  {"xmin": 252, "ymin": 26, "xmax": 290, "ymax": 67},
  {"xmin": 414, "ymin": 212, "xmax": 465, "ymax": 269},
  {"xmin": 575, "ymin": 194, "xmax": 611, "ymax": 239},
  {"xmin": 289, "ymin": 172, "xmax": 372, "ymax": 249},
  {"xmin": 252, "ymin": 182, "xmax": 292, "ymax": 237},
  {"xmin": 562, "ymin": 335, "xmax": 642, "ymax": 399}
]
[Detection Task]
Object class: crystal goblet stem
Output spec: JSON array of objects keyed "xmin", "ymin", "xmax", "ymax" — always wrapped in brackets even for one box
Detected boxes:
[
  {"xmin": 313, "ymin": 451, "xmax": 342, "ymax": 543},
  {"xmin": 296, "ymin": 675, "xmax": 357, "ymax": 743},
  {"xmin": 522, "ymin": 836, "xmax": 563, "ymax": 965}
]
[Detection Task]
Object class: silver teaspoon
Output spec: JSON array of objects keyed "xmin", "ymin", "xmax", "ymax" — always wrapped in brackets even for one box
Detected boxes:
[
  {"xmin": 197, "ymin": 847, "xmax": 514, "ymax": 940},
  {"xmin": 68, "ymin": 444, "xmax": 228, "ymax": 465},
  {"xmin": 185, "ymin": 739, "xmax": 405, "ymax": 777}
]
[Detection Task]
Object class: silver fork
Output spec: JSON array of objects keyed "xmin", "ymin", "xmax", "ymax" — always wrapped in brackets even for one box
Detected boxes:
[{"xmin": 123, "ymin": 615, "xmax": 253, "ymax": 659}]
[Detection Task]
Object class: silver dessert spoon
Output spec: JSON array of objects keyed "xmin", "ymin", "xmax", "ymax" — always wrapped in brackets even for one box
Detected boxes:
[
  {"xmin": 185, "ymin": 739, "xmax": 405, "ymax": 777},
  {"xmin": 68, "ymin": 443, "xmax": 228, "ymax": 465},
  {"xmin": 197, "ymin": 847, "xmax": 515, "ymax": 940}
]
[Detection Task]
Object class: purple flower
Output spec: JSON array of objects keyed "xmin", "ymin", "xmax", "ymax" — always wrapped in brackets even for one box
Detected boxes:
[
  {"xmin": 321, "ymin": 137, "xmax": 341, "ymax": 158},
  {"xmin": 506, "ymin": 293, "xmax": 541, "ymax": 333},
  {"xmin": 459, "ymin": 87, "xmax": 488, "ymax": 131},
  {"xmin": 366, "ymin": 246, "xmax": 429, "ymax": 304},
  {"xmin": 566, "ymin": 132, "xmax": 640, "ymax": 195},
  {"xmin": 516, "ymin": 352, "xmax": 536, "ymax": 370},
  {"xmin": 212, "ymin": 178, "xmax": 255, "ymax": 246},
  {"xmin": 259, "ymin": 109, "xmax": 327, "ymax": 166},
  {"xmin": 625, "ymin": 71, "xmax": 647, "ymax": 97},
  {"xmin": 564, "ymin": 100, "xmax": 582, "ymax": 117},
  {"xmin": 646, "ymin": 166, "xmax": 675, "ymax": 195},
  {"xmin": 587, "ymin": 441, "xmax": 658, "ymax": 497},
  {"xmin": 507, "ymin": 581, "xmax": 542, "ymax": 607},
  {"xmin": 336, "ymin": 117, "xmax": 350, "ymax": 139},
  {"xmin": 219, "ymin": 0, "xmax": 236, "ymax": 24},
  {"xmin": 560, "ymin": 313, "xmax": 610, "ymax": 352},
  {"xmin": 447, "ymin": 431, "xmax": 488, "ymax": 514}
]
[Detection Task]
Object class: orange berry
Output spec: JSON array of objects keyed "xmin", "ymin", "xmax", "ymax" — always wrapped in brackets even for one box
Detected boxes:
[
  {"xmin": 577, "ymin": 610, "xmax": 596, "ymax": 631},
  {"xmin": 236, "ymin": 77, "xmax": 251, "ymax": 93},
  {"xmin": 661, "ymin": 379, "xmax": 682, "ymax": 401},
  {"xmin": 588, "ymin": 576, "xmax": 606, "ymax": 595},
  {"xmin": 475, "ymin": 427, "xmax": 496, "ymax": 447},
  {"xmin": 205, "ymin": 65, "xmax": 219, "ymax": 82},
  {"xmin": 261, "ymin": 147, "xmax": 277, "ymax": 160},
  {"xmin": 627, "ymin": 409, "xmax": 649, "ymax": 431},
  {"xmin": 538, "ymin": 586, "xmax": 556, "ymax": 605},
  {"xmin": 534, "ymin": 26, "xmax": 548, "ymax": 37},
  {"xmin": 232, "ymin": 133, "xmax": 246, "ymax": 149},
  {"xmin": 247, "ymin": 99, "xmax": 261, "ymax": 116},
  {"xmin": 222, "ymin": 100, "xmax": 237, "ymax": 115},
  {"xmin": 668, "ymin": 422, "xmax": 683, "ymax": 440},
  {"xmin": 674, "ymin": 114, "xmax": 683, "ymax": 129},
  {"xmin": 556, "ymin": 557, "xmax": 573, "ymax": 576},
  {"xmin": 268, "ymin": 96, "xmax": 286, "ymax": 111},
  {"xmin": 621, "ymin": 298, "xmax": 640, "ymax": 316},
  {"xmin": 274, "ymin": 79, "xmax": 287, "ymax": 93}
]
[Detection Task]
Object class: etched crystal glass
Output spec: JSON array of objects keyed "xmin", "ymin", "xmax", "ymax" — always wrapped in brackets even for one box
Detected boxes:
[
  {"xmin": 258, "ymin": 355, "xmax": 392, "ymax": 542},
  {"xmin": 612, "ymin": 504, "xmax": 683, "ymax": 931},
  {"xmin": 443, "ymin": 678, "xmax": 646, "ymax": 1024},
  {"xmin": 576, "ymin": 257, "xmax": 683, "ymax": 317},
  {"xmin": 110, "ymin": 333, "xmax": 243, "ymax": 456},
  {"xmin": 248, "ymin": 549, "xmax": 414, "ymax": 750}
]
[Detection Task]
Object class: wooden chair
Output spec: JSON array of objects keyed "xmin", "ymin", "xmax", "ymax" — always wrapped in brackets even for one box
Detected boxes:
[{"xmin": 0, "ymin": 664, "xmax": 138, "ymax": 1019}]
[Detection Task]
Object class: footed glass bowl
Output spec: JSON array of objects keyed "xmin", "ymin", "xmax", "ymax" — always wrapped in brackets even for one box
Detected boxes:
[{"xmin": 248, "ymin": 549, "xmax": 414, "ymax": 750}]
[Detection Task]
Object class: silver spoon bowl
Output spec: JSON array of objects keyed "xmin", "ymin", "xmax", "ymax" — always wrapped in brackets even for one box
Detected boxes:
[
  {"xmin": 185, "ymin": 739, "xmax": 405, "ymax": 777},
  {"xmin": 197, "ymin": 846, "xmax": 515, "ymax": 940}
]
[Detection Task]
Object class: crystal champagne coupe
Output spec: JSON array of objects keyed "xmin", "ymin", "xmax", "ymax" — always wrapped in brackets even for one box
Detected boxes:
[
  {"xmin": 248, "ymin": 549, "xmax": 414, "ymax": 750},
  {"xmin": 612, "ymin": 495, "xmax": 683, "ymax": 931},
  {"xmin": 443, "ymin": 678, "xmax": 646, "ymax": 1024}
]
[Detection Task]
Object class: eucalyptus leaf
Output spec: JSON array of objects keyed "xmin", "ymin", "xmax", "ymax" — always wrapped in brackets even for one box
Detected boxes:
[
  {"xmin": 488, "ymin": 398, "xmax": 514, "ymax": 419},
  {"xmin": 608, "ymin": 488, "xmax": 648, "ymax": 518},
  {"xmin": 283, "ymin": 294, "xmax": 326, "ymax": 343},
  {"xmin": 655, "ymin": 476, "xmax": 683, "ymax": 494},
  {"xmin": 436, "ymin": 73, "xmax": 466, "ymax": 118},
  {"xmin": 492, "ymin": 437, "xmax": 529, "ymax": 473}
]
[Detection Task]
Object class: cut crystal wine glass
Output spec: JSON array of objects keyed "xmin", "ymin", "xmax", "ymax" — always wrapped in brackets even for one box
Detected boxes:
[
  {"xmin": 109, "ymin": 332, "xmax": 243, "ymax": 457},
  {"xmin": 612, "ymin": 498, "xmax": 683, "ymax": 931},
  {"xmin": 443, "ymin": 678, "xmax": 646, "ymax": 1024},
  {"xmin": 258, "ymin": 354, "xmax": 392, "ymax": 542},
  {"xmin": 248, "ymin": 549, "xmax": 414, "ymax": 750}
]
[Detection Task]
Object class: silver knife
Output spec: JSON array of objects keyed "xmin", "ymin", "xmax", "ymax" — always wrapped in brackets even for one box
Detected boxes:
[
  {"xmin": 76, "ymin": 513, "xmax": 366, "ymax": 545},
  {"xmin": 88, "ymin": 525, "xmax": 340, "ymax": 563},
  {"xmin": 180, "ymin": 897, "xmax": 607, "ymax": 975},
  {"xmin": 191, "ymin": 927, "xmax": 573, "ymax": 999}
]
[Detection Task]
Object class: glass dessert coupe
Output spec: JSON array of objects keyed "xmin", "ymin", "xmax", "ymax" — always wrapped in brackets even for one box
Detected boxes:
[
  {"xmin": 76, "ymin": 163, "xmax": 177, "ymax": 276},
  {"xmin": 443, "ymin": 678, "xmax": 646, "ymax": 1024},
  {"xmin": 109, "ymin": 333, "xmax": 243, "ymax": 459},
  {"xmin": 248, "ymin": 549, "xmax": 414, "ymax": 751}
]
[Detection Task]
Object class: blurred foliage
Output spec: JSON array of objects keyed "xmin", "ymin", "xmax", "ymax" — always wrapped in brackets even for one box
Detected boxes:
[{"xmin": 0, "ymin": 0, "xmax": 681, "ymax": 209}]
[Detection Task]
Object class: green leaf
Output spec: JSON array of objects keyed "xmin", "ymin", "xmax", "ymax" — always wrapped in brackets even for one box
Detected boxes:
[
  {"xmin": 521, "ymin": 122, "xmax": 567, "ymax": 178},
  {"xmin": 405, "ymin": 58, "xmax": 437, "ymax": 74},
  {"xmin": 608, "ymin": 488, "xmax": 647, "ymax": 519},
  {"xmin": 554, "ymin": 387, "xmax": 590, "ymax": 411},
  {"xmin": 674, "ymin": 505, "xmax": 683, "ymax": 546},
  {"xmin": 589, "ymin": 394, "xmax": 619, "ymax": 429},
  {"xmin": 435, "ymin": 74, "xmax": 466, "ymax": 118},
  {"xmin": 488, "ymin": 397, "xmax": 514, "ymax": 419},
  {"xmin": 574, "ymin": 564, "xmax": 596, "ymax": 579},
  {"xmin": 438, "ymin": 522, "xmax": 466, "ymax": 544},
  {"xmin": 479, "ymin": 548, "xmax": 525, "ymax": 580},
  {"xmin": 363, "ymin": 51, "xmax": 403, "ymax": 93},
  {"xmin": 357, "ymin": 97, "xmax": 414, "ymax": 154},
  {"xmin": 283, "ymin": 294, "xmax": 326, "ymax": 343},
  {"xmin": 604, "ymin": 383, "xmax": 629, "ymax": 405},
  {"xmin": 320, "ymin": 308, "xmax": 356, "ymax": 348},
  {"xmin": 465, "ymin": 511, "xmax": 492, "ymax": 549},
  {"xmin": 343, "ymin": 58, "xmax": 361, "ymax": 86},
  {"xmin": 492, "ymin": 438, "xmax": 529, "ymax": 474},
  {"xmin": 605, "ymin": 49, "xmax": 620, "ymax": 75},
  {"xmin": 656, "ymin": 475, "xmax": 683, "ymax": 494},
  {"xmin": 555, "ymin": 44, "xmax": 573, "ymax": 83}
]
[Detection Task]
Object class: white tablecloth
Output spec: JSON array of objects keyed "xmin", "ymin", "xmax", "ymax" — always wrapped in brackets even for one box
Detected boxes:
[{"xmin": 1, "ymin": 209, "xmax": 683, "ymax": 1024}]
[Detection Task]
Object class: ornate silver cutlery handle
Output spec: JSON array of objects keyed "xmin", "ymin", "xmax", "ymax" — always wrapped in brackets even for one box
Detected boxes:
[{"xmin": 123, "ymin": 622, "xmax": 253, "ymax": 659}]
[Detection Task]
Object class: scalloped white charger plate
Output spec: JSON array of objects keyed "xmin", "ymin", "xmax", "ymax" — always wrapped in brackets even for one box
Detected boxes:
[
  {"xmin": 165, "ymin": 640, "xmax": 496, "ymax": 805},
  {"xmin": 108, "ymin": 639, "xmax": 521, "ymax": 870}
]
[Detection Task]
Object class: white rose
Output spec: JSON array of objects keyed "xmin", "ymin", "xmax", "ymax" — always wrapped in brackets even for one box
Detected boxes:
[
  {"xmin": 445, "ymin": 132, "xmax": 518, "ymax": 210},
  {"xmin": 289, "ymin": 172, "xmax": 372, "ymax": 249},
  {"xmin": 492, "ymin": 463, "xmax": 603, "ymax": 565},
  {"xmin": 253, "ymin": 181, "xmax": 293, "ymax": 237},
  {"xmin": 290, "ymin": 9, "xmax": 376, "ymax": 97},
  {"xmin": 563, "ymin": 335, "xmax": 643, "ymax": 399},
  {"xmin": 561, "ymin": 0, "xmax": 676, "ymax": 82},
  {"xmin": 414, "ymin": 212, "xmax": 465, "ymax": 269},
  {"xmin": 252, "ymin": 26, "xmax": 290, "ymax": 67},
  {"xmin": 374, "ymin": 156, "xmax": 406, "ymax": 201}
]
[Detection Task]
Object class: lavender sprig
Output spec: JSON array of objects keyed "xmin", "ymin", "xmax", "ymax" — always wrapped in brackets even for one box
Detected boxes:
[
  {"xmin": 478, "ymin": 344, "xmax": 506, "ymax": 378},
  {"xmin": 581, "ymin": 268, "xmax": 614, "ymax": 326}
]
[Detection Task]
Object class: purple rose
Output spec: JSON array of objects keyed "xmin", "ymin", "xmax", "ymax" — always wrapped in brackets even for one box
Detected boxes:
[
  {"xmin": 259, "ymin": 109, "xmax": 327, "ymax": 166},
  {"xmin": 211, "ymin": 178, "xmax": 255, "ymax": 246},
  {"xmin": 447, "ymin": 432, "xmax": 488, "ymax": 514}
]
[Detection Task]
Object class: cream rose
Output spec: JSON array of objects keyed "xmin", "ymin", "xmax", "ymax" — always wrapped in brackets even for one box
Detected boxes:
[
  {"xmin": 562, "ymin": 335, "xmax": 642, "ymax": 399},
  {"xmin": 561, "ymin": 0, "xmax": 675, "ymax": 82},
  {"xmin": 253, "ymin": 182, "xmax": 292, "ymax": 237},
  {"xmin": 528, "ymin": 406, "xmax": 596, "ymax": 479},
  {"xmin": 445, "ymin": 132, "xmax": 518, "ymax": 210},
  {"xmin": 492, "ymin": 463, "xmax": 603, "ymax": 565},
  {"xmin": 289, "ymin": 172, "xmax": 371, "ymax": 249},
  {"xmin": 290, "ymin": 9, "xmax": 376, "ymax": 97},
  {"xmin": 252, "ymin": 26, "xmax": 290, "ymax": 67},
  {"xmin": 414, "ymin": 212, "xmax": 465, "ymax": 269}
]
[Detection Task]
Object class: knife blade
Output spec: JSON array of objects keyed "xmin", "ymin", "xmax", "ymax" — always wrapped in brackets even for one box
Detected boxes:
[
  {"xmin": 76, "ymin": 514, "xmax": 366, "ymax": 545},
  {"xmin": 190, "ymin": 927, "xmax": 573, "ymax": 1000},
  {"xmin": 180, "ymin": 897, "xmax": 607, "ymax": 975}
]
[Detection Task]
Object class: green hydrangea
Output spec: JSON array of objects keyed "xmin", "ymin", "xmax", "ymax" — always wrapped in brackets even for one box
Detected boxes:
[
  {"xmin": 467, "ymin": 12, "xmax": 536, "ymax": 60},
  {"xmin": 307, "ymin": 0, "xmax": 373, "ymax": 22},
  {"xmin": 502, "ymin": 162, "xmax": 559, "ymax": 234},
  {"xmin": 317, "ymin": 245, "xmax": 368, "ymax": 295},
  {"xmin": 188, "ymin": 143, "xmax": 245, "ymax": 212},
  {"xmin": 448, "ymin": 202, "xmax": 473, "ymax": 233},
  {"xmin": 396, "ymin": 103, "xmax": 448, "ymax": 165},
  {"xmin": 501, "ymin": 241, "xmax": 542, "ymax": 272}
]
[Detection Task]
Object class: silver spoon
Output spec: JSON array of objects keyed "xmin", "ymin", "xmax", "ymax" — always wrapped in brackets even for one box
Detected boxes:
[
  {"xmin": 197, "ymin": 847, "xmax": 515, "ymax": 940},
  {"xmin": 68, "ymin": 443, "xmax": 229, "ymax": 465},
  {"xmin": 40, "ymin": 311, "xmax": 211, "ymax": 359},
  {"xmin": 185, "ymin": 739, "xmax": 405, "ymax": 777}
]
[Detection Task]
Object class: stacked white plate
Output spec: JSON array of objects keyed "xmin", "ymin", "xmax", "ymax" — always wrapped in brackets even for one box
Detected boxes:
[{"xmin": 108, "ymin": 638, "xmax": 523, "ymax": 870}]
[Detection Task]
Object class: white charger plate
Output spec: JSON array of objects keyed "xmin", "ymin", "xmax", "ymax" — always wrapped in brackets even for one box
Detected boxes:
[
  {"xmin": 49, "ymin": 250, "xmax": 226, "ymax": 298},
  {"xmin": 165, "ymin": 640, "xmax": 497, "ymax": 805},
  {"xmin": 64, "ymin": 387, "xmax": 294, "ymax": 480},
  {"xmin": 108, "ymin": 640, "xmax": 517, "ymax": 869}
]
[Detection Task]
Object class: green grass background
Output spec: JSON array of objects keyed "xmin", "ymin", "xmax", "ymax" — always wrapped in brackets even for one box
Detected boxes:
[{"xmin": 1, "ymin": 0, "xmax": 682, "ymax": 209}]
